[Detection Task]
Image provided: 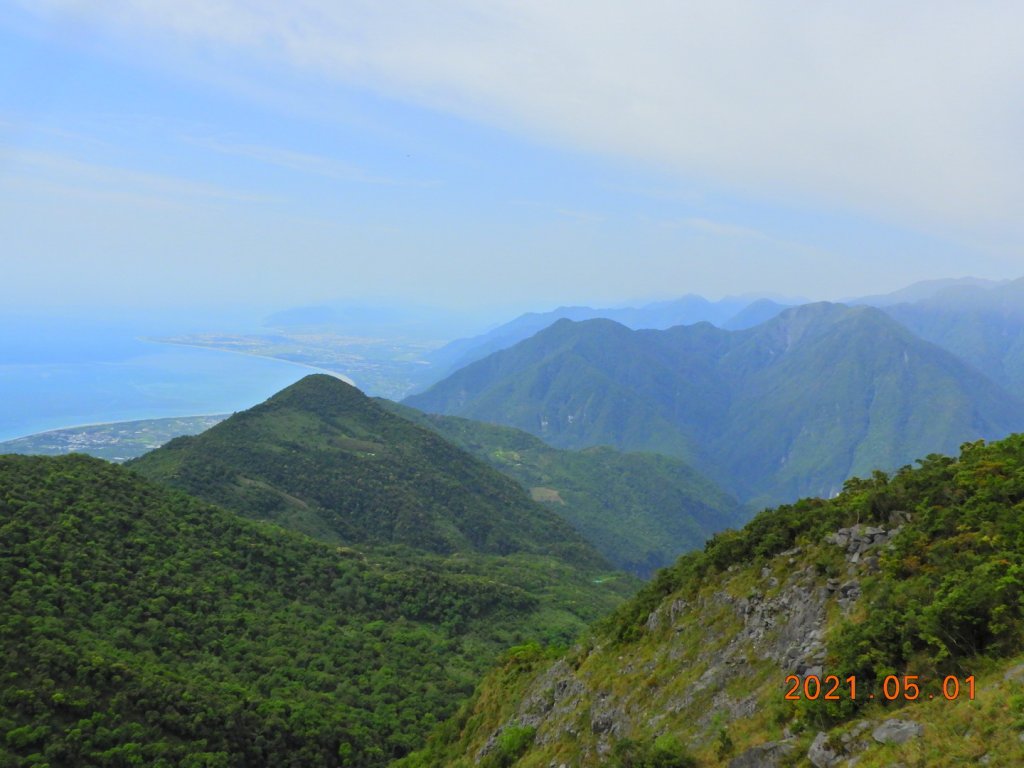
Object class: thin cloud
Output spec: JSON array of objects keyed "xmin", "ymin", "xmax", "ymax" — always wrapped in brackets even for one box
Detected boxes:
[
  {"xmin": 185, "ymin": 136, "xmax": 438, "ymax": 187},
  {"xmin": 20, "ymin": 1, "xmax": 1024, "ymax": 239},
  {"xmin": 0, "ymin": 148, "xmax": 274, "ymax": 205},
  {"xmin": 678, "ymin": 216, "xmax": 837, "ymax": 262}
]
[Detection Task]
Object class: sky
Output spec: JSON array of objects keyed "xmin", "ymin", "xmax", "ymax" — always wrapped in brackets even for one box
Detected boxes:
[{"xmin": 2, "ymin": 1, "xmax": 1023, "ymax": 318}]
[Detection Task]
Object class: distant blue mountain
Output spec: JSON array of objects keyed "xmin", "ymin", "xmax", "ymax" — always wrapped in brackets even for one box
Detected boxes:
[{"xmin": 423, "ymin": 294, "xmax": 791, "ymax": 384}]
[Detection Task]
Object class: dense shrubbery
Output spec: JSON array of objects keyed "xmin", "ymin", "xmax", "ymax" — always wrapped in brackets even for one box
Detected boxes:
[
  {"xmin": 0, "ymin": 454, "xmax": 625, "ymax": 767},
  {"xmin": 610, "ymin": 734, "xmax": 697, "ymax": 768},
  {"xmin": 386, "ymin": 404, "xmax": 744, "ymax": 578}
]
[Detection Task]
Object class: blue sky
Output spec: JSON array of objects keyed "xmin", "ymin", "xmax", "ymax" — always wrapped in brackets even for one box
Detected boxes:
[{"xmin": 2, "ymin": 2, "xmax": 1022, "ymax": 317}]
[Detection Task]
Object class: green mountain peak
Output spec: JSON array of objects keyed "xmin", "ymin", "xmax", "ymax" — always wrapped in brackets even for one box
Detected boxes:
[{"xmin": 130, "ymin": 374, "xmax": 606, "ymax": 567}]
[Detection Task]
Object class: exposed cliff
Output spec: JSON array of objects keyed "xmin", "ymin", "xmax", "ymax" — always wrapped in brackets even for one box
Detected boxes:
[{"xmin": 399, "ymin": 436, "xmax": 1024, "ymax": 767}]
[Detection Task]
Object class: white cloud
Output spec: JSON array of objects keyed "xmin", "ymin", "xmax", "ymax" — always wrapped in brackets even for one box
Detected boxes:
[{"xmin": 17, "ymin": 1, "xmax": 1024, "ymax": 238}]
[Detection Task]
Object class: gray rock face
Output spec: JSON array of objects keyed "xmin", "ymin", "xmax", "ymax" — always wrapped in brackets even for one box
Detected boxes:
[
  {"xmin": 731, "ymin": 567, "xmax": 829, "ymax": 673},
  {"xmin": 872, "ymin": 718, "xmax": 923, "ymax": 744},
  {"xmin": 476, "ymin": 658, "xmax": 589, "ymax": 760},
  {"xmin": 1003, "ymin": 663, "xmax": 1024, "ymax": 682},
  {"xmin": 825, "ymin": 524, "xmax": 901, "ymax": 572},
  {"xmin": 727, "ymin": 740, "xmax": 795, "ymax": 768},
  {"xmin": 808, "ymin": 731, "xmax": 842, "ymax": 768}
]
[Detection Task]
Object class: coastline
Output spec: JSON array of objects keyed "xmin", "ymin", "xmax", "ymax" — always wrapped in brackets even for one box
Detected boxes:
[
  {"xmin": 0, "ymin": 413, "xmax": 232, "ymax": 444},
  {"xmin": 1, "ymin": 338, "xmax": 358, "ymax": 444},
  {"xmin": 142, "ymin": 338, "xmax": 357, "ymax": 386}
]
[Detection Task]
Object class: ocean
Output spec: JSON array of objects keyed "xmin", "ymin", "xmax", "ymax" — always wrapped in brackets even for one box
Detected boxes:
[{"xmin": 0, "ymin": 324, "xmax": 320, "ymax": 442}]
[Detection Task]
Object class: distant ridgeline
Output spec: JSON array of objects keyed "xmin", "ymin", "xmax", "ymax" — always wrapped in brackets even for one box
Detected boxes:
[
  {"xmin": 406, "ymin": 302, "xmax": 1024, "ymax": 508},
  {"xmin": 1, "ymin": 376, "xmax": 637, "ymax": 767},
  {"xmin": 400, "ymin": 434, "xmax": 1024, "ymax": 767}
]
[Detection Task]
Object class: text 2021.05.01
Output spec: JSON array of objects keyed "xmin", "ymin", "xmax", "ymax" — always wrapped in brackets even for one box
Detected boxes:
[{"xmin": 785, "ymin": 674, "xmax": 975, "ymax": 702}]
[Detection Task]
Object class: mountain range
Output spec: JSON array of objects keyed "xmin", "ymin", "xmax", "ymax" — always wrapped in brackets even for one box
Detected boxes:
[
  {"xmin": 8, "ymin": 280, "xmax": 1024, "ymax": 766},
  {"xmin": 423, "ymin": 295, "xmax": 795, "ymax": 384},
  {"xmin": 407, "ymin": 302, "xmax": 1024, "ymax": 506}
]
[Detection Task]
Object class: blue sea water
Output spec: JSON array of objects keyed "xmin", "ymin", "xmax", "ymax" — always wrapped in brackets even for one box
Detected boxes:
[{"xmin": 0, "ymin": 321, "xmax": 319, "ymax": 442}]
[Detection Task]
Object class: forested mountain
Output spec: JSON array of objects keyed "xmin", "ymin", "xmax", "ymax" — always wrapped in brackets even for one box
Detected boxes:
[
  {"xmin": 406, "ymin": 303, "xmax": 1024, "ymax": 506},
  {"xmin": 129, "ymin": 374, "xmax": 603, "ymax": 567},
  {"xmin": 0, "ymin": 454, "xmax": 629, "ymax": 767},
  {"xmin": 386, "ymin": 403, "xmax": 744, "ymax": 578},
  {"xmin": 878, "ymin": 277, "xmax": 1024, "ymax": 397},
  {"xmin": 424, "ymin": 295, "xmax": 788, "ymax": 384},
  {"xmin": 402, "ymin": 434, "xmax": 1024, "ymax": 767}
]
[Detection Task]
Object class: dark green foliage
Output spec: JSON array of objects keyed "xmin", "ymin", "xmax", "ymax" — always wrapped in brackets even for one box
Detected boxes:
[
  {"xmin": 0, "ymin": 455, "xmax": 630, "ymax": 767},
  {"xmin": 384, "ymin": 404, "xmax": 743, "ymax": 578},
  {"xmin": 406, "ymin": 304, "xmax": 1024, "ymax": 506},
  {"xmin": 129, "ymin": 374, "xmax": 604, "ymax": 569},
  {"xmin": 480, "ymin": 725, "xmax": 536, "ymax": 768},
  {"xmin": 611, "ymin": 735, "xmax": 697, "ymax": 768}
]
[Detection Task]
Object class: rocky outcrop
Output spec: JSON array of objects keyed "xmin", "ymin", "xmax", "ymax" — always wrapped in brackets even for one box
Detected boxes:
[
  {"xmin": 728, "ymin": 739, "xmax": 795, "ymax": 767},
  {"xmin": 825, "ymin": 523, "xmax": 902, "ymax": 571},
  {"xmin": 871, "ymin": 718, "xmax": 923, "ymax": 745},
  {"xmin": 808, "ymin": 731, "xmax": 842, "ymax": 768},
  {"xmin": 479, "ymin": 519, "xmax": 926, "ymax": 766},
  {"xmin": 805, "ymin": 720, "xmax": 874, "ymax": 767},
  {"xmin": 729, "ymin": 564, "xmax": 829, "ymax": 675}
]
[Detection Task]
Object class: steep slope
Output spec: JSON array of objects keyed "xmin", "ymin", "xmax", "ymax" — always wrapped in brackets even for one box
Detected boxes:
[
  {"xmin": 129, "ymin": 374, "xmax": 603, "ymax": 567},
  {"xmin": 0, "ymin": 455, "xmax": 627, "ymax": 768},
  {"xmin": 409, "ymin": 318, "xmax": 727, "ymax": 465},
  {"xmin": 880, "ymin": 277, "xmax": 1024, "ymax": 397},
  {"xmin": 401, "ymin": 435, "xmax": 1024, "ymax": 767},
  {"xmin": 406, "ymin": 304, "xmax": 1024, "ymax": 505},
  {"xmin": 386, "ymin": 403, "xmax": 744, "ymax": 578},
  {"xmin": 716, "ymin": 303, "xmax": 1024, "ymax": 502}
]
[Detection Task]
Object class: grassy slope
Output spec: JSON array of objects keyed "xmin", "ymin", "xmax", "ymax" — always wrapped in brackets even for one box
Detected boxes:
[{"xmin": 400, "ymin": 434, "xmax": 1024, "ymax": 767}]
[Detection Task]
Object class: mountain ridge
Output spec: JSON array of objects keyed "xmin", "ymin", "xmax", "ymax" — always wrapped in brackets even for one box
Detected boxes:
[
  {"xmin": 406, "ymin": 303, "xmax": 1024, "ymax": 505},
  {"xmin": 129, "ymin": 374, "xmax": 607, "ymax": 568}
]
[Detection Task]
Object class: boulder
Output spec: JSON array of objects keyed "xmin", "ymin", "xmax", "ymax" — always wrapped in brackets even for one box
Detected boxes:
[
  {"xmin": 807, "ymin": 731, "xmax": 842, "ymax": 768},
  {"xmin": 728, "ymin": 740, "xmax": 795, "ymax": 768},
  {"xmin": 872, "ymin": 719, "xmax": 923, "ymax": 744}
]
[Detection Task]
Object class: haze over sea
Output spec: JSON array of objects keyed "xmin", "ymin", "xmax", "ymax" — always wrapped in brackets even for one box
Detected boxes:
[{"xmin": 0, "ymin": 317, "xmax": 316, "ymax": 442}]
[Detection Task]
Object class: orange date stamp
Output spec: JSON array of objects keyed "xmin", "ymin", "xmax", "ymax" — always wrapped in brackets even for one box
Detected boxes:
[{"xmin": 785, "ymin": 674, "xmax": 975, "ymax": 702}]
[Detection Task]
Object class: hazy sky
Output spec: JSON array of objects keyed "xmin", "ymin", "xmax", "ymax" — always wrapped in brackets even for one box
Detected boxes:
[{"xmin": 2, "ymin": 1, "xmax": 1023, "ymax": 314}]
